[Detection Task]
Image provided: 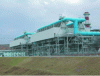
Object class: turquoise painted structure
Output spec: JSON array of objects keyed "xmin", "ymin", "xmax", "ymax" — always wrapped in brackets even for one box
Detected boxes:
[
  {"xmin": 14, "ymin": 17, "xmax": 100, "ymax": 41},
  {"xmin": 0, "ymin": 50, "xmax": 25, "ymax": 57},
  {"xmin": 15, "ymin": 32, "xmax": 34, "ymax": 40},
  {"xmin": 66, "ymin": 22, "xmax": 73, "ymax": 26},
  {"xmin": 37, "ymin": 18, "xmax": 85, "ymax": 31},
  {"xmin": 79, "ymin": 32, "xmax": 100, "ymax": 36},
  {"xmin": 66, "ymin": 21, "xmax": 100, "ymax": 36}
]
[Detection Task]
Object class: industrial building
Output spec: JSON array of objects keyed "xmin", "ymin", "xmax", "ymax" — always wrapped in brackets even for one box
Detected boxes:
[
  {"xmin": 10, "ymin": 12, "xmax": 100, "ymax": 56},
  {"xmin": 0, "ymin": 50, "xmax": 25, "ymax": 57}
]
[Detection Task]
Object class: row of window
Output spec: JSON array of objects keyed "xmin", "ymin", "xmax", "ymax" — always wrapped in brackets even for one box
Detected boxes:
[
  {"xmin": 14, "ymin": 37, "xmax": 24, "ymax": 40},
  {"xmin": 37, "ymin": 24, "xmax": 60, "ymax": 32},
  {"xmin": 3, "ymin": 52, "xmax": 25, "ymax": 53},
  {"xmin": 14, "ymin": 36, "xmax": 29, "ymax": 40}
]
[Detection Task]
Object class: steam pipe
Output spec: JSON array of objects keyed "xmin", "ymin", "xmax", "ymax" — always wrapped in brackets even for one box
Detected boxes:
[
  {"xmin": 37, "ymin": 18, "xmax": 85, "ymax": 30},
  {"xmin": 74, "ymin": 20, "xmax": 78, "ymax": 34},
  {"xmin": 66, "ymin": 21, "xmax": 100, "ymax": 36},
  {"xmin": 78, "ymin": 32, "xmax": 100, "ymax": 36},
  {"xmin": 66, "ymin": 22, "xmax": 73, "ymax": 26},
  {"xmin": 15, "ymin": 33, "xmax": 34, "ymax": 39}
]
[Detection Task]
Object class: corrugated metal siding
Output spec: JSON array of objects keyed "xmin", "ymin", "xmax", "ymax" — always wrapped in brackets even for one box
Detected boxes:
[
  {"xmin": 30, "ymin": 27, "xmax": 61, "ymax": 42},
  {"xmin": 10, "ymin": 39, "xmax": 26, "ymax": 47},
  {"xmin": 30, "ymin": 27, "xmax": 67, "ymax": 42}
]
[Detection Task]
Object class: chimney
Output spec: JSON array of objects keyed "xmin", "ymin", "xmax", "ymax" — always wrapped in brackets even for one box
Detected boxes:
[{"xmin": 83, "ymin": 12, "xmax": 91, "ymax": 28}]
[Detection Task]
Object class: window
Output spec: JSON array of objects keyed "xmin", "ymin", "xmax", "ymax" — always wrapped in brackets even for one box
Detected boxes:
[
  {"xmin": 48, "ymin": 26, "xmax": 50, "ymax": 29},
  {"xmin": 55, "ymin": 25, "xmax": 57, "ymax": 27},
  {"xmin": 41, "ymin": 29, "xmax": 43, "ymax": 31},
  {"xmin": 44, "ymin": 28, "xmax": 46, "ymax": 30},
  {"xmin": 84, "ymin": 38, "xmax": 86, "ymax": 40},
  {"xmin": 45, "ymin": 27, "xmax": 47, "ymax": 30},
  {"xmin": 50, "ymin": 25, "xmax": 52, "ymax": 28},
  {"xmin": 47, "ymin": 27, "xmax": 48, "ymax": 29},
  {"xmin": 42, "ymin": 28, "xmax": 44, "ymax": 31}
]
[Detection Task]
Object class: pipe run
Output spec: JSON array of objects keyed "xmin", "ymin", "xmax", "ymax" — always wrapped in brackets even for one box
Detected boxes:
[
  {"xmin": 15, "ymin": 33, "xmax": 35, "ymax": 39},
  {"xmin": 66, "ymin": 20, "xmax": 100, "ymax": 36},
  {"xmin": 78, "ymin": 32, "xmax": 100, "ymax": 36},
  {"xmin": 74, "ymin": 20, "xmax": 78, "ymax": 34},
  {"xmin": 37, "ymin": 17, "xmax": 85, "ymax": 31}
]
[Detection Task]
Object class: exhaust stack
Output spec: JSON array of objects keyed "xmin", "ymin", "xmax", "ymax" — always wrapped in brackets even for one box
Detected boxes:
[{"xmin": 83, "ymin": 12, "xmax": 91, "ymax": 32}]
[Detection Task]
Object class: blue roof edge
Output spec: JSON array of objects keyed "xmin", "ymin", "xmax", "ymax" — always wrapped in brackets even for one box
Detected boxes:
[
  {"xmin": 37, "ymin": 17, "xmax": 85, "ymax": 30},
  {"xmin": 14, "ymin": 33, "xmax": 34, "ymax": 39}
]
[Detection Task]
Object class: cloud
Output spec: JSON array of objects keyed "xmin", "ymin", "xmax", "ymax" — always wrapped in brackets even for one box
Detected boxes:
[
  {"xmin": 28, "ymin": 0, "xmax": 41, "ymax": 5},
  {"xmin": 44, "ymin": 1, "xmax": 49, "ymax": 5},
  {"xmin": 0, "ymin": 0, "xmax": 100, "ymax": 44},
  {"xmin": 64, "ymin": 0, "xmax": 80, "ymax": 4},
  {"xmin": 51, "ymin": 0, "xmax": 55, "ymax": 2}
]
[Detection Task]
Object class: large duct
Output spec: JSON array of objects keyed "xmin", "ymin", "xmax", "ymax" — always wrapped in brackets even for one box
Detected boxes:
[
  {"xmin": 66, "ymin": 12, "xmax": 100, "ymax": 36},
  {"xmin": 66, "ymin": 21, "xmax": 100, "ymax": 36}
]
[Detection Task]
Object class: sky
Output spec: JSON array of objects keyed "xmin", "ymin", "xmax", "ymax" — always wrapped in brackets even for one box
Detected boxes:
[{"xmin": 0, "ymin": 0, "xmax": 100, "ymax": 44}]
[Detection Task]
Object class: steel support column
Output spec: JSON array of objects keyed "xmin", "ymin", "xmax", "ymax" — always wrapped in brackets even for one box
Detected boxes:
[
  {"xmin": 67, "ymin": 34, "xmax": 69, "ymax": 55},
  {"xmin": 78, "ymin": 41, "xmax": 79, "ymax": 55}
]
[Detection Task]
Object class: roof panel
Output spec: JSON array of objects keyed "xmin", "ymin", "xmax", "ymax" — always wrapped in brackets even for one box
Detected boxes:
[
  {"xmin": 37, "ymin": 18, "xmax": 85, "ymax": 31},
  {"xmin": 14, "ymin": 33, "xmax": 34, "ymax": 39}
]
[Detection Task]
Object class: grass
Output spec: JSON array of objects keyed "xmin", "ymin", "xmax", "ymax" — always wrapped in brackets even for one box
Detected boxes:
[
  {"xmin": 0, "ymin": 57, "xmax": 27, "ymax": 66},
  {"xmin": 0, "ymin": 57, "xmax": 100, "ymax": 75}
]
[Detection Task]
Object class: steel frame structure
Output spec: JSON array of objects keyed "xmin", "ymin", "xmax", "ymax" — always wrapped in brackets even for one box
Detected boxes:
[
  {"xmin": 11, "ymin": 34, "xmax": 100, "ymax": 56},
  {"xmin": 10, "ymin": 17, "xmax": 100, "ymax": 56},
  {"xmin": 25, "ymin": 34, "xmax": 99, "ymax": 56}
]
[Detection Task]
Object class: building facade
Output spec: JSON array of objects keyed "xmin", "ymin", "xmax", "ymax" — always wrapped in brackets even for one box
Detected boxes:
[
  {"xmin": 0, "ymin": 50, "xmax": 25, "ymax": 57},
  {"xmin": 9, "ymin": 12, "xmax": 100, "ymax": 56}
]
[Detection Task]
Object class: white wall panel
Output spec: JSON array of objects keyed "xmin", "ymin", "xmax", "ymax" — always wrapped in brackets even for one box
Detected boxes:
[
  {"xmin": 10, "ymin": 27, "xmax": 67, "ymax": 47},
  {"xmin": 30, "ymin": 27, "xmax": 65, "ymax": 42},
  {"xmin": 10, "ymin": 39, "xmax": 26, "ymax": 47},
  {"xmin": 67, "ymin": 28, "xmax": 74, "ymax": 34}
]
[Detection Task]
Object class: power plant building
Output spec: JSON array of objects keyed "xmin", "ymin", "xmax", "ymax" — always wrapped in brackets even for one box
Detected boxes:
[
  {"xmin": 9, "ymin": 12, "xmax": 100, "ymax": 56},
  {"xmin": 0, "ymin": 50, "xmax": 25, "ymax": 57}
]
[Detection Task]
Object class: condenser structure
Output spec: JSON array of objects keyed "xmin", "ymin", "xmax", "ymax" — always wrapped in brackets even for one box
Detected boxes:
[{"xmin": 10, "ymin": 12, "xmax": 100, "ymax": 56}]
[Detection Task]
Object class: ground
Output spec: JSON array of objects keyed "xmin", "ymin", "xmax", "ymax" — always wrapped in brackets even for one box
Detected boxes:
[{"xmin": 0, "ymin": 57, "xmax": 100, "ymax": 75}]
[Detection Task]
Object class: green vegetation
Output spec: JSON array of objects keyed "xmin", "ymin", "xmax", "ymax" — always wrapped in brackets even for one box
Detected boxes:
[
  {"xmin": 0, "ymin": 57, "xmax": 27, "ymax": 66},
  {"xmin": 0, "ymin": 57, "xmax": 100, "ymax": 75}
]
